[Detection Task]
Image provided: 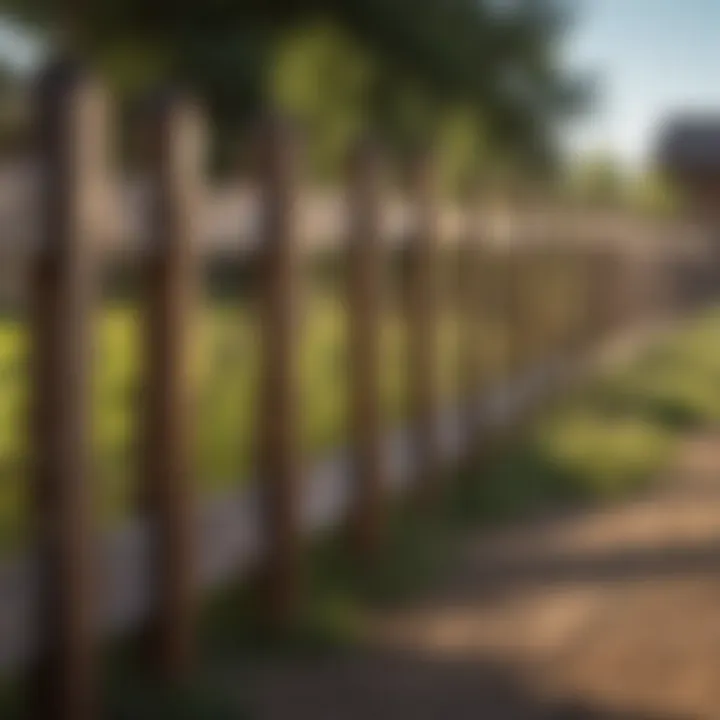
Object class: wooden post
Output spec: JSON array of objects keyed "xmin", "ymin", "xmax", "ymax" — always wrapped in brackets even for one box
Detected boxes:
[
  {"xmin": 533, "ymin": 200, "xmax": 554, "ymax": 371},
  {"xmin": 602, "ymin": 248, "xmax": 621, "ymax": 336},
  {"xmin": 347, "ymin": 139, "xmax": 385, "ymax": 557},
  {"xmin": 507, "ymin": 245, "xmax": 528, "ymax": 376},
  {"xmin": 31, "ymin": 59, "xmax": 106, "ymax": 720},
  {"xmin": 141, "ymin": 91, "xmax": 204, "ymax": 677},
  {"xmin": 633, "ymin": 247, "xmax": 649, "ymax": 325},
  {"xmin": 560, "ymin": 244, "xmax": 577, "ymax": 358},
  {"xmin": 458, "ymin": 195, "xmax": 484, "ymax": 457},
  {"xmin": 405, "ymin": 151, "xmax": 440, "ymax": 501},
  {"xmin": 585, "ymin": 246, "xmax": 599, "ymax": 345},
  {"xmin": 616, "ymin": 246, "xmax": 632, "ymax": 332},
  {"xmin": 567, "ymin": 207, "xmax": 591, "ymax": 357},
  {"xmin": 256, "ymin": 117, "xmax": 302, "ymax": 625}
]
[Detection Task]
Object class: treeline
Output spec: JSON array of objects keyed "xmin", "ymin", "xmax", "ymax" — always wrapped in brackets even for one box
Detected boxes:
[
  {"xmin": 566, "ymin": 154, "xmax": 682, "ymax": 216},
  {"xmin": 0, "ymin": 0, "xmax": 587, "ymax": 187}
]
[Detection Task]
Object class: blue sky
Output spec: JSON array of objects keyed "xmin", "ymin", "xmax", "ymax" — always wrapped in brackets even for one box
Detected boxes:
[
  {"xmin": 2, "ymin": 3, "xmax": 720, "ymax": 170},
  {"xmin": 565, "ymin": 0, "xmax": 720, "ymax": 168},
  {"xmin": 0, "ymin": 18, "xmax": 41, "ymax": 73}
]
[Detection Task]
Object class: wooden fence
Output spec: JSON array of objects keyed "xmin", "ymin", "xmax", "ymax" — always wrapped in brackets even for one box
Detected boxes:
[{"xmin": 0, "ymin": 58, "xmax": 715, "ymax": 719}]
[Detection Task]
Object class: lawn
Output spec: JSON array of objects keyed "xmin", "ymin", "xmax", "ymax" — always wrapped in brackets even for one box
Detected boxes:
[
  {"xmin": 1, "ymin": 264, "xmax": 720, "ymax": 717},
  {"xmin": 0, "ymin": 249, "xmax": 592, "ymax": 551},
  {"xmin": 94, "ymin": 306, "xmax": 720, "ymax": 720},
  {"xmin": 225, "ymin": 306, "xmax": 720, "ymax": 657}
]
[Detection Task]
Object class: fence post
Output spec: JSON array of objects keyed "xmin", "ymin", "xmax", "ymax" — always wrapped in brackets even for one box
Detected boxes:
[
  {"xmin": 141, "ymin": 91, "xmax": 204, "ymax": 677},
  {"xmin": 347, "ymin": 139, "xmax": 385, "ymax": 557},
  {"xmin": 406, "ymin": 151, "xmax": 440, "ymax": 501},
  {"xmin": 567, "ymin": 204, "xmax": 590, "ymax": 358},
  {"xmin": 458, "ymin": 194, "xmax": 484, "ymax": 459},
  {"xmin": 256, "ymin": 116, "xmax": 302, "ymax": 625},
  {"xmin": 491, "ymin": 193, "xmax": 518, "ymax": 387},
  {"xmin": 602, "ymin": 246, "xmax": 621, "ymax": 337},
  {"xmin": 31, "ymin": 59, "xmax": 107, "ymax": 720},
  {"xmin": 507, "ymin": 242, "xmax": 527, "ymax": 377},
  {"xmin": 584, "ymin": 245, "xmax": 598, "ymax": 346}
]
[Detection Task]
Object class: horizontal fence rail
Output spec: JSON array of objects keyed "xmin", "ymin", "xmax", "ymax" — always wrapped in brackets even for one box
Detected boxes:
[
  {"xmin": 0, "ymin": 58, "xmax": 716, "ymax": 720},
  {"xmin": 0, "ymin": 161, "xmax": 712, "ymax": 260}
]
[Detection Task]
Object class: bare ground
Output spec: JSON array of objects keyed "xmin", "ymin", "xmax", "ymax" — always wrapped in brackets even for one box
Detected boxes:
[{"xmin": 237, "ymin": 433, "xmax": 720, "ymax": 719}]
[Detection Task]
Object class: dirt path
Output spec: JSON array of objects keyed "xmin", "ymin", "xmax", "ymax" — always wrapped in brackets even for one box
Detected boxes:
[{"xmin": 239, "ymin": 433, "xmax": 720, "ymax": 719}]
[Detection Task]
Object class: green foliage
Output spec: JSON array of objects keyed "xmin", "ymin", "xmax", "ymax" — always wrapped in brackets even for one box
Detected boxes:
[
  {"xmin": 269, "ymin": 22, "xmax": 373, "ymax": 179},
  {"xmin": 627, "ymin": 169, "xmax": 682, "ymax": 215},
  {"xmin": 566, "ymin": 152, "xmax": 626, "ymax": 204},
  {"xmin": 0, "ymin": 0, "xmax": 588, "ymax": 180},
  {"xmin": 565, "ymin": 154, "xmax": 683, "ymax": 215},
  {"xmin": 0, "ymin": 248, "xmax": 591, "ymax": 553}
]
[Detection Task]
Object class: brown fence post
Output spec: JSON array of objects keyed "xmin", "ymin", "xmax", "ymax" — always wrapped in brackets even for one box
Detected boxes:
[
  {"xmin": 507, "ymin": 243, "xmax": 528, "ymax": 377},
  {"xmin": 405, "ymin": 151, "xmax": 440, "ymax": 501},
  {"xmin": 586, "ymin": 245, "xmax": 600, "ymax": 346},
  {"xmin": 31, "ymin": 59, "xmax": 107, "ymax": 720},
  {"xmin": 256, "ymin": 116, "xmax": 302, "ymax": 625},
  {"xmin": 602, "ymin": 246, "xmax": 621, "ymax": 337},
  {"xmin": 493, "ymin": 195, "xmax": 518, "ymax": 386},
  {"xmin": 566, "ymin": 205, "xmax": 591, "ymax": 358},
  {"xmin": 141, "ymin": 91, "xmax": 204, "ymax": 677},
  {"xmin": 347, "ymin": 139, "xmax": 385, "ymax": 557},
  {"xmin": 458, "ymin": 194, "xmax": 484, "ymax": 459}
]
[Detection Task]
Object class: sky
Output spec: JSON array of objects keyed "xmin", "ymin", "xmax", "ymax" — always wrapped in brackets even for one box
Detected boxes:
[
  {"xmin": 0, "ymin": 18, "xmax": 41, "ymax": 73},
  {"xmin": 564, "ymin": 0, "xmax": 720, "ymax": 169},
  {"xmin": 2, "ymin": 3, "xmax": 720, "ymax": 170}
]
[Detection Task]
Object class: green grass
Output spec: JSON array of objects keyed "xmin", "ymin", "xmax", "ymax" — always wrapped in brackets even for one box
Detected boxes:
[
  {"xmin": 83, "ymin": 308, "xmax": 720, "ymax": 720},
  {"xmin": 0, "ymin": 249, "xmax": 583, "ymax": 552},
  {"xmin": 201, "ymin": 307, "xmax": 720, "ymax": 660},
  {"xmin": 2, "ymin": 285, "xmax": 720, "ymax": 716}
]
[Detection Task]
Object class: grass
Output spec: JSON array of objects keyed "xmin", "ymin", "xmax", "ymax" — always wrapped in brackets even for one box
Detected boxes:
[
  {"xmin": 1, "ymin": 295, "xmax": 720, "ymax": 716},
  {"xmin": 50, "ymin": 304, "xmax": 707, "ymax": 720},
  {"xmin": 0, "ymin": 249, "xmax": 580, "ymax": 552},
  {"xmin": 0, "ymin": 251, "xmax": 589, "ymax": 716},
  {"xmin": 203, "ymin": 306, "xmax": 720, "ymax": 661}
]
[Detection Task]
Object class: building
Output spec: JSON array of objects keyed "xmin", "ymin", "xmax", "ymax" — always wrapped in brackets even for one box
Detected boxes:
[{"xmin": 658, "ymin": 116, "xmax": 720, "ymax": 217}]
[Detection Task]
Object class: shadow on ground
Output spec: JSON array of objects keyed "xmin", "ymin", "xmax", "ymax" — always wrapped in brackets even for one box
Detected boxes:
[
  {"xmin": 238, "ymin": 650, "xmax": 691, "ymax": 720},
  {"xmin": 230, "ymin": 434, "xmax": 720, "ymax": 720}
]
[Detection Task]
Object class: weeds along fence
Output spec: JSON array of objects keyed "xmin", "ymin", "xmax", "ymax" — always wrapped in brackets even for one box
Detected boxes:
[{"xmin": 0, "ymin": 60, "xmax": 714, "ymax": 718}]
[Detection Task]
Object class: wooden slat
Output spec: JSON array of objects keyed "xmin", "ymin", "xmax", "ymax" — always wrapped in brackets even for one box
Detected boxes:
[
  {"xmin": 256, "ymin": 117, "xmax": 303, "ymax": 625},
  {"xmin": 580, "ymin": 246, "xmax": 599, "ymax": 350},
  {"xmin": 0, "ymin": 166, "xmax": 695, "ymax": 266},
  {"xmin": 405, "ymin": 152, "xmax": 441, "ymax": 500},
  {"xmin": 347, "ymin": 139, "xmax": 385, "ymax": 556},
  {"xmin": 30, "ymin": 59, "xmax": 107, "ymax": 720},
  {"xmin": 458, "ymin": 196, "xmax": 485, "ymax": 456},
  {"xmin": 506, "ymin": 246, "xmax": 529, "ymax": 375},
  {"xmin": 140, "ymin": 92, "xmax": 204, "ymax": 677}
]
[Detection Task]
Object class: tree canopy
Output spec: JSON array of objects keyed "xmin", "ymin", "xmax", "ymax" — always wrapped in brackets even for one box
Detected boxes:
[{"xmin": 0, "ymin": 0, "xmax": 589, "ymax": 183}]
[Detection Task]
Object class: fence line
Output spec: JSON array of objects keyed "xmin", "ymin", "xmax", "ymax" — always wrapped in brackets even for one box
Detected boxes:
[
  {"xmin": 0, "ymin": 168, "xmax": 709, "ymax": 263},
  {"xmin": 0, "ymin": 59, "xmax": 714, "ymax": 719}
]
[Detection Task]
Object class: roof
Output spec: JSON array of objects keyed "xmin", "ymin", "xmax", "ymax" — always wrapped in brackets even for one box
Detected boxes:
[{"xmin": 658, "ymin": 116, "xmax": 720, "ymax": 175}]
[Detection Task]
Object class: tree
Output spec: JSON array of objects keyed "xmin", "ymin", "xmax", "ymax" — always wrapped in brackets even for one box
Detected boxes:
[
  {"xmin": 566, "ymin": 153, "xmax": 626, "ymax": 204},
  {"xmin": 0, "ymin": 0, "xmax": 589, "ymax": 182},
  {"xmin": 627, "ymin": 169, "xmax": 682, "ymax": 216}
]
